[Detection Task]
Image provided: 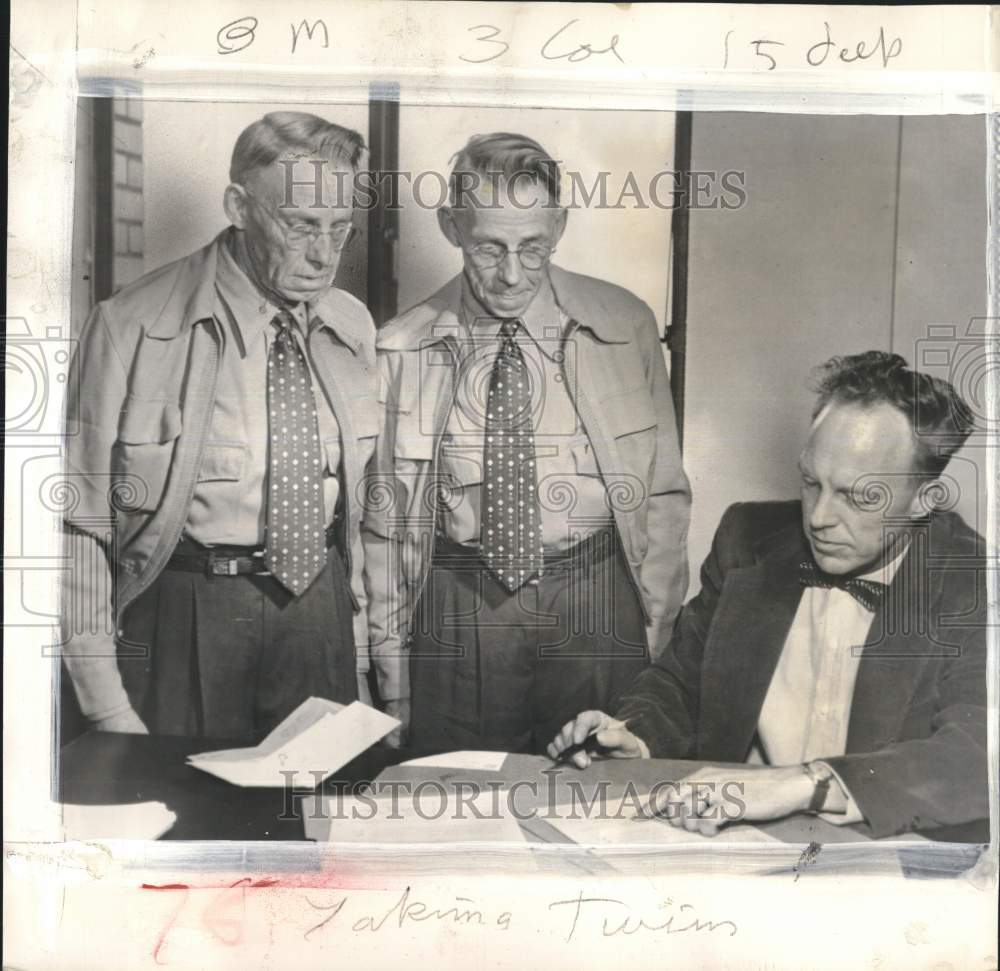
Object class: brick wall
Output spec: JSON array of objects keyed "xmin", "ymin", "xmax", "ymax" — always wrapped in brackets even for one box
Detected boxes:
[{"xmin": 112, "ymin": 98, "xmax": 144, "ymax": 289}]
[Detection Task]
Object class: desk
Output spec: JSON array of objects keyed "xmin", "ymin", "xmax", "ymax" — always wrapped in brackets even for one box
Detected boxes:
[
  {"xmin": 58, "ymin": 731, "xmax": 399, "ymax": 841},
  {"xmin": 59, "ymin": 732, "xmax": 987, "ymax": 868},
  {"xmin": 375, "ymin": 753, "xmax": 868, "ymax": 845}
]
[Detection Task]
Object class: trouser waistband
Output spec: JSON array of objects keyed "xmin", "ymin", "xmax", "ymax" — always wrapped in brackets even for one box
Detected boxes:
[{"xmin": 431, "ymin": 524, "xmax": 618, "ymax": 573}]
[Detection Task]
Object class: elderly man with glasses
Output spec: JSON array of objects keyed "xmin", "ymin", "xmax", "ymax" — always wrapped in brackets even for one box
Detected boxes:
[
  {"xmin": 364, "ymin": 133, "xmax": 691, "ymax": 753},
  {"xmin": 62, "ymin": 112, "xmax": 380, "ymax": 739}
]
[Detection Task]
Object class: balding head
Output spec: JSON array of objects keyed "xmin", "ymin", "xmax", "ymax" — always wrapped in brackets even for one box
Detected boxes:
[{"xmin": 799, "ymin": 401, "xmax": 924, "ymax": 574}]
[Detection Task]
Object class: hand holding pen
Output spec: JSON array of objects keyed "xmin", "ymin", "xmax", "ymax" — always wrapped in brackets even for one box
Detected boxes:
[{"xmin": 546, "ymin": 710, "xmax": 645, "ymax": 768}]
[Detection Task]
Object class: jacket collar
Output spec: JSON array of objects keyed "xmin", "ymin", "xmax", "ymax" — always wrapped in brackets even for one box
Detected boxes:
[
  {"xmin": 377, "ymin": 264, "xmax": 626, "ymax": 352},
  {"xmin": 148, "ymin": 229, "xmax": 363, "ymax": 353},
  {"xmin": 147, "ymin": 233, "xmax": 223, "ymax": 339},
  {"xmin": 549, "ymin": 265, "xmax": 629, "ymax": 343}
]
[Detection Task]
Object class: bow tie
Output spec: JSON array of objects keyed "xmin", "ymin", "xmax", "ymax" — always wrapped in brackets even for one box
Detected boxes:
[{"xmin": 798, "ymin": 560, "xmax": 888, "ymax": 613}]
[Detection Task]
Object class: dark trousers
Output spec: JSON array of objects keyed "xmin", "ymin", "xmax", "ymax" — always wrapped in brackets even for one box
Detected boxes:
[
  {"xmin": 409, "ymin": 528, "xmax": 649, "ymax": 754},
  {"xmin": 117, "ymin": 539, "xmax": 358, "ymax": 740}
]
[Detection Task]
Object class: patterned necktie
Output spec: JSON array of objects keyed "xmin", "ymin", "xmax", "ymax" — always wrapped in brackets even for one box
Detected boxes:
[
  {"xmin": 264, "ymin": 309, "xmax": 327, "ymax": 597},
  {"xmin": 480, "ymin": 319, "xmax": 545, "ymax": 592},
  {"xmin": 798, "ymin": 560, "xmax": 887, "ymax": 613}
]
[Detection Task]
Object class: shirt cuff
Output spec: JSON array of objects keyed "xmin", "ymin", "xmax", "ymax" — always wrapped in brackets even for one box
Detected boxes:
[
  {"xmin": 65, "ymin": 653, "xmax": 132, "ymax": 722},
  {"xmin": 813, "ymin": 760, "xmax": 865, "ymax": 826}
]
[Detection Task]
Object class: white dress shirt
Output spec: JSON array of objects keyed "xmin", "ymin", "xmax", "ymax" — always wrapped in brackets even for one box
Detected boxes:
[
  {"xmin": 748, "ymin": 546, "xmax": 908, "ymax": 824},
  {"xmin": 631, "ymin": 545, "xmax": 907, "ymax": 827}
]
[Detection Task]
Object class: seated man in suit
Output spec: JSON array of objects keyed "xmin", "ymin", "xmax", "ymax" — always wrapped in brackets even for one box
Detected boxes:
[{"xmin": 549, "ymin": 350, "xmax": 988, "ymax": 839}]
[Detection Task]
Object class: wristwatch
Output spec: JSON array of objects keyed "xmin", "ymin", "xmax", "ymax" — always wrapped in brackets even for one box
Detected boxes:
[{"xmin": 801, "ymin": 761, "xmax": 835, "ymax": 814}]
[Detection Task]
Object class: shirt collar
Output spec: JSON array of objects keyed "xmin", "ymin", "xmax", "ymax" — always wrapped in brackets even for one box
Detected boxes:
[
  {"xmin": 214, "ymin": 231, "xmax": 315, "ymax": 353},
  {"xmin": 459, "ymin": 273, "xmax": 567, "ymax": 358},
  {"xmin": 859, "ymin": 539, "xmax": 909, "ymax": 586}
]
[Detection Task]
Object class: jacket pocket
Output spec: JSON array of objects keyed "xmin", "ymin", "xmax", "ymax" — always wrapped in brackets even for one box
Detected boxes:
[
  {"xmin": 594, "ymin": 388, "xmax": 655, "ymax": 535},
  {"xmin": 112, "ymin": 398, "xmax": 182, "ymax": 513},
  {"xmin": 353, "ymin": 401, "xmax": 381, "ymax": 441},
  {"xmin": 601, "ymin": 385, "xmax": 657, "ymax": 438},
  {"xmin": 393, "ymin": 413, "xmax": 436, "ymax": 461},
  {"xmin": 439, "ymin": 446, "xmax": 483, "ymax": 486},
  {"xmin": 197, "ymin": 442, "xmax": 248, "ymax": 482}
]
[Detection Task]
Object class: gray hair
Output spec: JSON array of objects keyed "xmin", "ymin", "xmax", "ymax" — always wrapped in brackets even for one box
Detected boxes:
[
  {"xmin": 229, "ymin": 111, "xmax": 367, "ymax": 184},
  {"xmin": 811, "ymin": 350, "xmax": 975, "ymax": 476},
  {"xmin": 448, "ymin": 132, "xmax": 560, "ymax": 208}
]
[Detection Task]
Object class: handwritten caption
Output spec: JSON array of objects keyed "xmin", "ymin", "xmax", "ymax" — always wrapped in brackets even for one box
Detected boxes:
[
  {"xmin": 212, "ymin": 15, "xmax": 902, "ymax": 71},
  {"xmin": 724, "ymin": 22, "xmax": 902, "ymax": 70},
  {"xmin": 143, "ymin": 880, "xmax": 738, "ymax": 961}
]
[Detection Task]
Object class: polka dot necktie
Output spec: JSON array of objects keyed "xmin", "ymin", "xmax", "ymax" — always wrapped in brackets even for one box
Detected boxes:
[
  {"xmin": 264, "ymin": 310, "xmax": 327, "ymax": 597},
  {"xmin": 480, "ymin": 319, "xmax": 544, "ymax": 591}
]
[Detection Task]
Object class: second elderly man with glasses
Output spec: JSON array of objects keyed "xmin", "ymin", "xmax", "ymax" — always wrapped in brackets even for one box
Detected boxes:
[{"xmin": 365, "ymin": 132, "xmax": 691, "ymax": 752}]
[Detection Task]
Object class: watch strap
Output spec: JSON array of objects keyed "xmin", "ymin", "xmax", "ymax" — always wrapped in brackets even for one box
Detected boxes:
[{"xmin": 803, "ymin": 761, "xmax": 834, "ymax": 814}]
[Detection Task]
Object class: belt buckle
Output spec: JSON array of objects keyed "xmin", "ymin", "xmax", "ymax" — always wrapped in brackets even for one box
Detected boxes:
[{"xmin": 208, "ymin": 555, "xmax": 238, "ymax": 577}]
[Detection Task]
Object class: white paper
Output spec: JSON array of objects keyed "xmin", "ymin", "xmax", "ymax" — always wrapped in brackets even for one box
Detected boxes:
[
  {"xmin": 61, "ymin": 801, "xmax": 177, "ymax": 841},
  {"xmin": 398, "ymin": 750, "xmax": 509, "ymax": 771},
  {"xmin": 546, "ymin": 809, "xmax": 780, "ymax": 847},
  {"xmin": 186, "ymin": 698, "xmax": 399, "ymax": 788},
  {"xmin": 306, "ymin": 792, "xmax": 526, "ymax": 844}
]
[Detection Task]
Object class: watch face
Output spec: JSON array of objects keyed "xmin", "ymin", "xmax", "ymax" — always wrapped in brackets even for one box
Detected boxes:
[{"xmin": 807, "ymin": 761, "xmax": 834, "ymax": 784}]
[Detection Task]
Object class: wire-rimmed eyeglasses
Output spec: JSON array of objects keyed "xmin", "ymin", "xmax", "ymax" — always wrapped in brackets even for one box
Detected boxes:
[{"xmin": 240, "ymin": 187, "xmax": 357, "ymax": 252}]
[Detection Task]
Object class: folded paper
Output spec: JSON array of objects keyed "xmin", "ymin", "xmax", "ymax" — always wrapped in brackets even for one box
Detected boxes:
[
  {"xmin": 398, "ymin": 750, "xmax": 509, "ymax": 771},
  {"xmin": 62, "ymin": 801, "xmax": 177, "ymax": 840},
  {"xmin": 186, "ymin": 697, "xmax": 399, "ymax": 788}
]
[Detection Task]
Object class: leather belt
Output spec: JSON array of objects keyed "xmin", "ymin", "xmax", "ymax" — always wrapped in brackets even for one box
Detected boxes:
[{"xmin": 166, "ymin": 521, "xmax": 339, "ymax": 577}]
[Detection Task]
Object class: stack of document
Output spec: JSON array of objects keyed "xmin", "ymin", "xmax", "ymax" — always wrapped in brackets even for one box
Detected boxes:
[
  {"xmin": 187, "ymin": 697, "xmax": 399, "ymax": 788},
  {"xmin": 305, "ymin": 791, "xmax": 526, "ymax": 844},
  {"xmin": 61, "ymin": 801, "xmax": 177, "ymax": 840},
  {"xmin": 545, "ymin": 808, "xmax": 779, "ymax": 845},
  {"xmin": 398, "ymin": 751, "xmax": 509, "ymax": 771}
]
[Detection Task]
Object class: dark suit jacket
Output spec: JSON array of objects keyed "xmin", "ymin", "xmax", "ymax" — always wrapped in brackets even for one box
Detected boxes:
[{"xmin": 615, "ymin": 501, "xmax": 989, "ymax": 839}]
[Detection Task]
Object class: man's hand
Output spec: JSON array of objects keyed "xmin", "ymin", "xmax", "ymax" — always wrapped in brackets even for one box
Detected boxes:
[
  {"xmin": 644, "ymin": 765, "xmax": 816, "ymax": 836},
  {"xmin": 92, "ymin": 706, "xmax": 149, "ymax": 734},
  {"xmin": 547, "ymin": 710, "xmax": 645, "ymax": 768},
  {"xmin": 383, "ymin": 698, "xmax": 410, "ymax": 749}
]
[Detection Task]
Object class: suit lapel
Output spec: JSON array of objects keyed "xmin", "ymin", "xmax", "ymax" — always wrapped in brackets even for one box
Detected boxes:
[
  {"xmin": 846, "ymin": 529, "xmax": 940, "ymax": 752},
  {"xmin": 697, "ymin": 529, "xmax": 806, "ymax": 760}
]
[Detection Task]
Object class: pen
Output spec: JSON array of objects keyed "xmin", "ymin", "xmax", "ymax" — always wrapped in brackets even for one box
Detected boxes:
[{"xmin": 551, "ymin": 717, "xmax": 632, "ymax": 765}]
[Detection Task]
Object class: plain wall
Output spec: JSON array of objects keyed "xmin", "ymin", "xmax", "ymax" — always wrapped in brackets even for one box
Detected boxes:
[
  {"xmin": 890, "ymin": 115, "xmax": 988, "ymax": 547},
  {"xmin": 142, "ymin": 101, "xmax": 369, "ymax": 302},
  {"xmin": 396, "ymin": 104, "xmax": 676, "ymax": 325},
  {"xmin": 681, "ymin": 113, "xmax": 988, "ymax": 587}
]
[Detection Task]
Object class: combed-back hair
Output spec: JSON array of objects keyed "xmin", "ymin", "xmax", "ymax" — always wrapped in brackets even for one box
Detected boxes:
[
  {"xmin": 448, "ymin": 132, "xmax": 560, "ymax": 208},
  {"xmin": 811, "ymin": 350, "xmax": 975, "ymax": 475},
  {"xmin": 229, "ymin": 111, "xmax": 367, "ymax": 184}
]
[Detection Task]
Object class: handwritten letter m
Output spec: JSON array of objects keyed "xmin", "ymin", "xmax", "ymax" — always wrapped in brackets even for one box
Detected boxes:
[{"xmin": 291, "ymin": 19, "xmax": 329, "ymax": 53}]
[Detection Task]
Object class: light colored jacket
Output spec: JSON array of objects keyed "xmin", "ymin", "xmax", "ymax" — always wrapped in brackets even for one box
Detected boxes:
[
  {"xmin": 363, "ymin": 266, "xmax": 691, "ymax": 703},
  {"xmin": 62, "ymin": 234, "xmax": 380, "ymax": 722}
]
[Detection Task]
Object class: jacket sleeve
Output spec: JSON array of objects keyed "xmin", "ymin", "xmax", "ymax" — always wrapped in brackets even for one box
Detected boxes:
[
  {"xmin": 824, "ymin": 624, "xmax": 989, "ymax": 839},
  {"xmin": 615, "ymin": 503, "xmax": 742, "ymax": 757},
  {"xmin": 633, "ymin": 302, "xmax": 691, "ymax": 657},
  {"xmin": 350, "ymin": 445, "xmax": 378, "ymax": 681},
  {"xmin": 362, "ymin": 354, "xmax": 411, "ymax": 704},
  {"xmin": 60, "ymin": 304, "xmax": 132, "ymax": 721}
]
